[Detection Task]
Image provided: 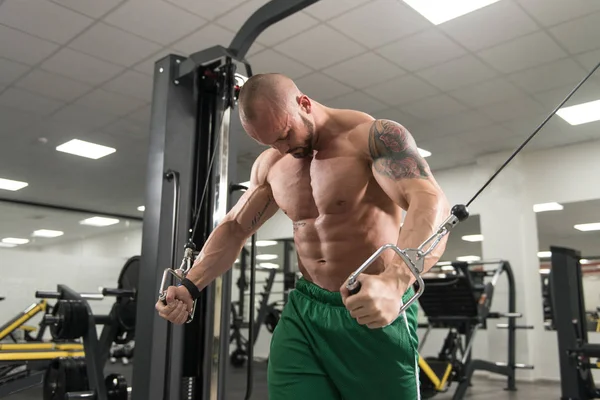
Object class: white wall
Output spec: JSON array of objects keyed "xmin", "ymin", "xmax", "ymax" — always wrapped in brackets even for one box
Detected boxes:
[{"xmin": 0, "ymin": 228, "xmax": 142, "ymax": 342}]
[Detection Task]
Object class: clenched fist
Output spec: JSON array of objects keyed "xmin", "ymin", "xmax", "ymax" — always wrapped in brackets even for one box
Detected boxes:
[
  {"xmin": 155, "ymin": 285, "xmax": 194, "ymax": 325},
  {"xmin": 340, "ymin": 273, "xmax": 407, "ymax": 329}
]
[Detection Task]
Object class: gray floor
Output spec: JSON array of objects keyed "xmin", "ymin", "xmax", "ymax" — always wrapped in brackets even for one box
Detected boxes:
[{"xmin": 2, "ymin": 360, "xmax": 562, "ymax": 399}]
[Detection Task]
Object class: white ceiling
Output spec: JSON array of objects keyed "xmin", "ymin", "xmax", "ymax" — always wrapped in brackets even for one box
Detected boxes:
[{"xmin": 0, "ymin": 0, "xmax": 599, "ymax": 219}]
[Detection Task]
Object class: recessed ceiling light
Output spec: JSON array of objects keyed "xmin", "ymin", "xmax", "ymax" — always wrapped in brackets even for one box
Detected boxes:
[
  {"xmin": 574, "ymin": 222, "xmax": 600, "ymax": 232},
  {"xmin": 2, "ymin": 237, "xmax": 30, "ymax": 245},
  {"xmin": 418, "ymin": 148, "xmax": 432, "ymax": 158},
  {"xmin": 0, "ymin": 178, "xmax": 28, "ymax": 191},
  {"xmin": 539, "ymin": 268, "xmax": 550, "ymax": 274},
  {"xmin": 537, "ymin": 251, "xmax": 552, "ymax": 258},
  {"xmin": 556, "ymin": 99, "xmax": 600, "ymax": 126},
  {"xmin": 581, "ymin": 259, "xmax": 591, "ymax": 264},
  {"xmin": 137, "ymin": 205, "xmax": 145, "ymax": 212},
  {"xmin": 33, "ymin": 229, "xmax": 64, "ymax": 238},
  {"xmin": 256, "ymin": 254, "xmax": 278, "ymax": 261},
  {"xmin": 533, "ymin": 202, "xmax": 564, "ymax": 212},
  {"xmin": 456, "ymin": 255, "xmax": 481, "ymax": 262},
  {"xmin": 80, "ymin": 217, "xmax": 120, "ymax": 227},
  {"xmin": 403, "ymin": 0, "xmax": 500, "ymax": 25},
  {"xmin": 256, "ymin": 240, "xmax": 278, "ymax": 247},
  {"xmin": 258, "ymin": 263, "xmax": 279, "ymax": 269},
  {"xmin": 56, "ymin": 139, "xmax": 116, "ymax": 160},
  {"xmin": 462, "ymin": 234, "xmax": 483, "ymax": 242}
]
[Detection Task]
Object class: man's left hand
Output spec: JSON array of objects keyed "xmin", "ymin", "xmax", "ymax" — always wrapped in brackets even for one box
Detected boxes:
[{"xmin": 340, "ymin": 273, "xmax": 407, "ymax": 329}]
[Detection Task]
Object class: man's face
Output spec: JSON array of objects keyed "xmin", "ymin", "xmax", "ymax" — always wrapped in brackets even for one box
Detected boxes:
[{"xmin": 243, "ymin": 103, "xmax": 315, "ymax": 159}]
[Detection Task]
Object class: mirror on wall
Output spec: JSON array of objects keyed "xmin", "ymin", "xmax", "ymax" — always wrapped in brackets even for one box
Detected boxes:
[{"xmin": 535, "ymin": 199, "xmax": 600, "ymax": 330}]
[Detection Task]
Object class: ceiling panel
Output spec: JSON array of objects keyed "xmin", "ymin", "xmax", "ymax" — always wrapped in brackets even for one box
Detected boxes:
[
  {"xmin": 440, "ymin": 0, "xmax": 538, "ymax": 52},
  {"xmin": 247, "ymin": 49, "xmax": 313, "ymax": 79},
  {"xmin": 0, "ymin": 0, "xmax": 93, "ymax": 45},
  {"xmin": 50, "ymin": 104, "xmax": 119, "ymax": 132},
  {"xmin": 103, "ymin": 70, "xmax": 154, "ymax": 102},
  {"xmin": 371, "ymin": 108, "xmax": 425, "ymax": 131},
  {"xmin": 478, "ymin": 95, "xmax": 547, "ymax": 123},
  {"xmin": 40, "ymin": 48, "xmax": 125, "ymax": 85},
  {"xmin": 326, "ymin": 91, "xmax": 388, "ymax": 114},
  {"xmin": 256, "ymin": 12, "xmax": 320, "ymax": 47},
  {"xmin": 73, "ymin": 89, "xmax": 147, "ymax": 117},
  {"xmin": 132, "ymin": 48, "xmax": 184, "ymax": 76},
  {"xmin": 507, "ymin": 58, "xmax": 588, "ymax": 94},
  {"xmin": 533, "ymin": 81, "xmax": 600, "ymax": 109},
  {"xmin": 293, "ymin": 73, "xmax": 354, "ymax": 102},
  {"xmin": 427, "ymin": 110, "xmax": 495, "ymax": 137},
  {"xmin": 0, "ymin": 25, "xmax": 60, "ymax": 65},
  {"xmin": 448, "ymin": 77, "xmax": 525, "ymax": 108},
  {"xmin": 328, "ymin": 0, "xmax": 430, "ymax": 48},
  {"xmin": 68, "ymin": 23, "xmax": 162, "ymax": 67},
  {"xmin": 548, "ymin": 12, "xmax": 600, "ymax": 55},
  {"xmin": 274, "ymin": 24, "xmax": 366, "ymax": 70},
  {"xmin": 576, "ymin": 49, "xmax": 600, "ymax": 72},
  {"xmin": 0, "ymin": 58, "xmax": 30, "ymax": 86},
  {"xmin": 376, "ymin": 28, "xmax": 467, "ymax": 72},
  {"xmin": 164, "ymin": 0, "xmax": 247, "ymax": 20},
  {"xmin": 0, "ymin": 106, "xmax": 40, "ymax": 134},
  {"xmin": 401, "ymin": 94, "xmax": 468, "ymax": 120},
  {"xmin": 417, "ymin": 55, "xmax": 498, "ymax": 91},
  {"xmin": 321, "ymin": 52, "xmax": 406, "ymax": 90},
  {"xmin": 364, "ymin": 74, "xmax": 440, "ymax": 106},
  {"xmin": 172, "ymin": 23, "xmax": 236, "ymax": 55},
  {"xmin": 14, "ymin": 69, "xmax": 93, "ymax": 102},
  {"xmin": 304, "ymin": 0, "xmax": 370, "ymax": 21},
  {"xmin": 50, "ymin": 0, "xmax": 125, "ymax": 19},
  {"xmin": 516, "ymin": 0, "xmax": 600, "ymax": 27},
  {"xmin": 477, "ymin": 31, "xmax": 568, "ymax": 74},
  {"xmin": 103, "ymin": 0, "xmax": 207, "ymax": 46},
  {"xmin": 0, "ymin": 88, "xmax": 65, "ymax": 117},
  {"xmin": 215, "ymin": 0, "xmax": 270, "ymax": 32}
]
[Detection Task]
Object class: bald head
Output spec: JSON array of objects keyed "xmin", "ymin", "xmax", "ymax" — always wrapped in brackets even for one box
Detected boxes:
[{"xmin": 238, "ymin": 73, "xmax": 299, "ymax": 123}]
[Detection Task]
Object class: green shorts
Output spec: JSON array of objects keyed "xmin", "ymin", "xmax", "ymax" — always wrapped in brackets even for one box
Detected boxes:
[{"xmin": 268, "ymin": 278, "xmax": 420, "ymax": 400}]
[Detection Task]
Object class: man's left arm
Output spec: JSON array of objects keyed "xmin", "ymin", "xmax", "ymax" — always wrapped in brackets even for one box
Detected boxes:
[{"xmin": 367, "ymin": 119, "xmax": 450, "ymax": 285}]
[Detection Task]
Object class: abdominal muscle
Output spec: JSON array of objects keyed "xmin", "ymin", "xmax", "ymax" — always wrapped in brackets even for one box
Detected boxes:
[{"xmin": 292, "ymin": 206, "xmax": 402, "ymax": 292}]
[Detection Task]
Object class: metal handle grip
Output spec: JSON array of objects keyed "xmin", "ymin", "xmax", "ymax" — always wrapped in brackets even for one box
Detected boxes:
[{"xmin": 345, "ymin": 244, "xmax": 425, "ymax": 315}]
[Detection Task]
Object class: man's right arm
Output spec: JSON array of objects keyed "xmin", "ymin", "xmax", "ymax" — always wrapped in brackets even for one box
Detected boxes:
[{"xmin": 184, "ymin": 152, "xmax": 279, "ymax": 291}]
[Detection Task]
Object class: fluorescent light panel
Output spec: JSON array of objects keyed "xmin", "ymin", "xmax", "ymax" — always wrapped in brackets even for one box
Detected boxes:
[
  {"xmin": 256, "ymin": 240, "xmax": 278, "ymax": 247},
  {"xmin": 403, "ymin": 0, "xmax": 500, "ymax": 25},
  {"xmin": 462, "ymin": 234, "xmax": 483, "ymax": 242},
  {"xmin": 33, "ymin": 229, "xmax": 64, "ymax": 238},
  {"xmin": 137, "ymin": 206, "xmax": 145, "ymax": 212},
  {"xmin": 0, "ymin": 178, "xmax": 28, "ymax": 191},
  {"xmin": 80, "ymin": 217, "xmax": 120, "ymax": 227},
  {"xmin": 2, "ymin": 237, "xmax": 29, "ymax": 245},
  {"xmin": 538, "ymin": 251, "xmax": 552, "ymax": 258},
  {"xmin": 533, "ymin": 202, "xmax": 563, "ymax": 212},
  {"xmin": 418, "ymin": 148, "xmax": 431, "ymax": 158},
  {"xmin": 574, "ymin": 223, "xmax": 600, "ymax": 232},
  {"xmin": 556, "ymin": 99, "xmax": 600, "ymax": 126},
  {"xmin": 456, "ymin": 255, "xmax": 481, "ymax": 262},
  {"xmin": 56, "ymin": 139, "xmax": 116, "ymax": 160},
  {"xmin": 256, "ymin": 254, "xmax": 278, "ymax": 261},
  {"xmin": 258, "ymin": 263, "xmax": 279, "ymax": 269},
  {"xmin": 539, "ymin": 268, "xmax": 550, "ymax": 274}
]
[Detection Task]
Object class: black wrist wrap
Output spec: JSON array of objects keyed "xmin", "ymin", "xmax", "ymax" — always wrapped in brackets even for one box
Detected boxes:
[{"xmin": 181, "ymin": 278, "xmax": 201, "ymax": 300}]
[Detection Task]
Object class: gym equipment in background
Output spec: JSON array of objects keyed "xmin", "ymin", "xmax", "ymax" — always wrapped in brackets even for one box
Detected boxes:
[
  {"xmin": 417, "ymin": 260, "xmax": 533, "ymax": 399},
  {"xmin": 0, "ymin": 256, "xmax": 139, "ymax": 399},
  {"xmin": 550, "ymin": 246, "xmax": 600, "ymax": 400}
]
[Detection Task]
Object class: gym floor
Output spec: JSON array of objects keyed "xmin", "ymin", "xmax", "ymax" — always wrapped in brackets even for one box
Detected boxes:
[{"xmin": 4, "ymin": 360, "xmax": 560, "ymax": 399}]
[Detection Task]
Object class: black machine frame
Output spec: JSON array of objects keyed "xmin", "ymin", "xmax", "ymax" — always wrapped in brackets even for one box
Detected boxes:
[
  {"xmin": 550, "ymin": 246, "xmax": 600, "ymax": 400},
  {"xmin": 133, "ymin": 1, "xmax": 321, "ymax": 400}
]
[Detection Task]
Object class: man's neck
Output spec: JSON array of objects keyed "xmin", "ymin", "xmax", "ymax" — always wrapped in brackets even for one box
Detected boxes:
[{"xmin": 311, "ymin": 103, "xmax": 337, "ymax": 151}]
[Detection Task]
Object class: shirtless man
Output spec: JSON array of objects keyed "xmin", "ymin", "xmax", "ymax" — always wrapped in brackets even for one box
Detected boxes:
[{"xmin": 156, "ymin": 73, "xmax": 450, "ymax": 399}]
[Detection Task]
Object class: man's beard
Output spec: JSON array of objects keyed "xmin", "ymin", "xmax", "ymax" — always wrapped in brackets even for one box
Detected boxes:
[{"xmin": 291, "ymin": 116, "xmax": 315, "ymax": 159}]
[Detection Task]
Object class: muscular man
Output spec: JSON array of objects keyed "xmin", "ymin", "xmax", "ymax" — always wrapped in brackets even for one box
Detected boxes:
[{"xmin": 156, "ymin": 73, "xmax": 450, "ymax": 399}]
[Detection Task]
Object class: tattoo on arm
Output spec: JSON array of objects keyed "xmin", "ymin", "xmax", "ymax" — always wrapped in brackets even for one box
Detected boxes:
[
  {"xmin": 293, "ymin": 221, "xmax": 306, "ymax": 232},
  {"xmin": 251, "ymin": 196, "xmax": 274, "ymax": 228},
  {"xmin": 368, "ymin": 120, "xmax": 429, "ymax": 180}
]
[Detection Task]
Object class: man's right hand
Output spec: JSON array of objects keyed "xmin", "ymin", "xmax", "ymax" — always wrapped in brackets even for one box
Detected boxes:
[{"xmin": 155, "ymin": 285, "xmax": 194, "ymax": 325}]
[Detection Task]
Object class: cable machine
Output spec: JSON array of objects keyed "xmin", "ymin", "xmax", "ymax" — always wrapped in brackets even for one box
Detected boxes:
[{"xmin": 132, "ymin": 1, "xmax": 321, "ymax": 400}]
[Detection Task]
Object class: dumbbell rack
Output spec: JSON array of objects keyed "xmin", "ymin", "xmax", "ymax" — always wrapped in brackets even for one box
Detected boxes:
[{"xmin": 36, "ymin": 284, "xmax": 131, "ymax": 400}]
